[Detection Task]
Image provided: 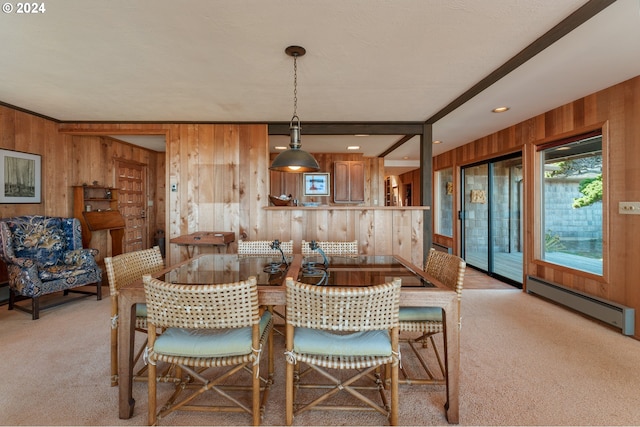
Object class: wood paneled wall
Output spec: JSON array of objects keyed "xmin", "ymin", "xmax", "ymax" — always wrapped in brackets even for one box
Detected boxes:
[
  {"xmin": 56, "ymin": 123, "xmax": 261, "ymax": 264},
  {"xmin": 399, "ymin": 169, "xmax": 421, "ymax": 206},
  {"xmin": 264, "ymin": 207, "xmax": 426, "ymax": 267},
  {"xmin": 166, "ymin": 124, "xmax": 268, "ymax": 263},
  {"xmin": 56, "ymin": 122, "xmax": 427, "ymax": 267},
  {"xmin": 433, "ymin": 75, "xmax": 640, "ymax": 338},
  {"xmin": 0, "ymin": 107, "xmax": 72, "ymax": 218},
  {"xmin": 69, "ymin": 135, "xmax": 162, "ymax": 258},
  {"xmin": 0, "ymin": 107, "xmax": 163, "ymax": 262}
]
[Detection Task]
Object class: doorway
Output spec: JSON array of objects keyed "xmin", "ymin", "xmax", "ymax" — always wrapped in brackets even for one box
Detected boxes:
[
  {"xmin": 461, "ymin": 153, "xmax": 523, "ymax": 286},
  {"xmin": 116, "ymin": 160, "xmax": 148, "ymax": 253}
]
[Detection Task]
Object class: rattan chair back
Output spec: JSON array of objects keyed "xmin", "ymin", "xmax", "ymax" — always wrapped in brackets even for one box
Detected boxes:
[
  {"xmin": 300, "ymin": 239, "xmax": 358, "ymax": 256},
  {"xmin": 238, "ymin": 239, "xmax": 293, "ymax": 256},
  {"xmin": 105, "ymin": 246, "xmax": 164, "ymax": 296},
  {"xmin": 424, "ymin": 248, "xmax": 465, "ymax": 300},
  {"xmin": 285, "ymin": 278, "xmax": 400, "ymax": 331},
  {"xmin": 143, "ymin": 276, "xmax": 260, "ymax": 329}
]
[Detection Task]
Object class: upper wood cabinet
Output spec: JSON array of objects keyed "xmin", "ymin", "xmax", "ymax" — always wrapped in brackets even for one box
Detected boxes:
[{"xmin": 334, "ymin": 161, "xmax": 365, "ymax": 203}]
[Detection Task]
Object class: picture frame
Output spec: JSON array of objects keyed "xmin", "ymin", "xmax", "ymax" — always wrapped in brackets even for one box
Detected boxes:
[
  {"xmin": 0, "ymin": 149, "xmax": 42, "ymax": 203},
  {"xmin": 303, "ymin": 172, "xmax": 330, "ymax": 196}
]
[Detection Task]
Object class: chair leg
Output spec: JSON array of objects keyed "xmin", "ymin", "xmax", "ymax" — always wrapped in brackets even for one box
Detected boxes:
[
  {"xmin": 399, "ymin": 332, "xmax": 446, "ymax": 384},
  {"xmin": 96, "ymin": 281, "xmax": 102, "ymax": 300},
  {"xmin": 253, "ymin": 360, "xmax": 260, "ymax": 426},
  {"xmin": 258, "ymin": 320, "xmax": 275, "ymax": 420},
  {"xmin": 285, "ymin": 359, "xmax": 294, "ymax": 425},
  {"xmin": 148, "ymin": 356, "xmax": 157, "ymax": 425},
  {"xmin": 390, "ymin": 361, "xmax": 398, "ymax": 426},
  {"xmin": 266, "ymin": 305, "xmax": 285, "ymax": 336},
  {"xmin": 32, "ymin": 296, "xmax": 39, "ymax": 320},
  {"xmin": 8, "ymin": 289, "xmax": 15, "ymax": 311},
  {"xmin": 110, "ymin": 326, "xmax": 118, "ymax": 386}
]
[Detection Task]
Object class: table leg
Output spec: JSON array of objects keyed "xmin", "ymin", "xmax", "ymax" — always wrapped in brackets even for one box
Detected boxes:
[
  {"xmin": 443, "ymin": 298, "xmax": 460, "ymax": 424},
  {"xmin": 118, "ymin": 296, "xmax": 136, "ymax": 419}
]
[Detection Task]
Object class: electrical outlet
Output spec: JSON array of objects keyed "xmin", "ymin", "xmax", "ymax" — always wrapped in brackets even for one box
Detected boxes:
[{"xmin": 619, "ymin": 201, "xmax": 640, "ymax": 215}]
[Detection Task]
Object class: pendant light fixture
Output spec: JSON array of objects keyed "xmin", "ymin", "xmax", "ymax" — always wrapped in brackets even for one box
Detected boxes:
[{"xmin": 269, "ymin": 45, "xmax": 320, "ymax": 173}]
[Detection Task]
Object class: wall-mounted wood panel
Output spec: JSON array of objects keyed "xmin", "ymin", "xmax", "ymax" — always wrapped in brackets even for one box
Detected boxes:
[
  {"xmin": 0, "ymin": 106, "xmax": 72, "ymax": 218},
  {"xmin": 0, "ymin": 108, "xmax": 163, "ymax": 264},
  {"xmin": 263, "ymin": 206, "xmax": 428, "ymax": 267},
  {"xmin": 398, "ymin": 169, "xmax": 421, "ymax": 206},
  {"xmin": 432, "ymin": 75, "xmax": 640, "ymax": 338}
]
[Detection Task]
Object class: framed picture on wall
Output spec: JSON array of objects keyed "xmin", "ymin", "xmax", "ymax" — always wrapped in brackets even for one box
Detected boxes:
[
  {"xmin": 0, "ymin": 149, "xmax": 42, "ymax": 203},
  {"xmin": 303, "ymin": 173, "xmax": 330, "ymax": 196}
]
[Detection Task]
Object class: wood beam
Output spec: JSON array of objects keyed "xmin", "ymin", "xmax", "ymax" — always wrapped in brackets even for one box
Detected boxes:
[
  {"xmin": 268, "ymin": 122, "xmax": 424, "ymax": 136},
  {"xmin": 378, "ymin": 135, "xmax": 416, "ymax": 158}
]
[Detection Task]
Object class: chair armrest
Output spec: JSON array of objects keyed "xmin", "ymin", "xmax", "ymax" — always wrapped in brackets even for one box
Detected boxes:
[
  {"xmin": 63, "ymin": 248, "xmax": 100, "ymax": 267},
  {"xmin": 4, "ymin": 256, "xmax": 36, "ymax": 269},
  {"xmin": 6, "ymin": 262, "xmax": 43, "ymax": 296}
]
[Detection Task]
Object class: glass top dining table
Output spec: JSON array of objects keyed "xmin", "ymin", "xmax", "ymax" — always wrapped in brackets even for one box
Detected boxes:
[
  {"xmin": 117, "ymin": 253, "xmax": 460, "ymax": 423},
  {"xmin": 164, "ymin": 254, "xmax": 436, "ymax": 288}
]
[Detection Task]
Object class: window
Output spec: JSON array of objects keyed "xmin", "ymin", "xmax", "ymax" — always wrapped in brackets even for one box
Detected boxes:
[
  {"xmin": 434, "ymin": 168, "xmax": 453, "ymax": 237},
  {"xmin": 539, "ymin": 132, "xmax": 603, "ymax": 275}
]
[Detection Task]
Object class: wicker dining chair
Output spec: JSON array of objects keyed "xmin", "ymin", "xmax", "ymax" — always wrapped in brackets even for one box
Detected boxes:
[
  {"xmin": 238, "ymin": 239, "xmax": 293, "ymax": 256},
  {"xmin": 284, "ymin": 277, "xmax": 402, "ymax": 426},
  {"xmin": 398, "ymin": 248, "xmax": 466, "ymax": 385},
  {"xmin": 300, "ymin": 239, "xmax": 358, "ymax": 255},
  {"xmin": 143, "ymin": 275, "xmax": 274, "ymax": 426},
  {"xmin": 104, "ymin": 246, "xmax": 165, "ymax": 387}
]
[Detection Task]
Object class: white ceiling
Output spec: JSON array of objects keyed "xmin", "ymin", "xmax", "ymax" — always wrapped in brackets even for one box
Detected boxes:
[{"xmin": 2, "ymin": 0, "xmax": 639, "ymax": 176}]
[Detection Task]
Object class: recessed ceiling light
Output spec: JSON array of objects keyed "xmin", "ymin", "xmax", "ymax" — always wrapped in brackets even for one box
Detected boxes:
[
  {"xmin": 433, "ymin": 140, "xmax": 442, "ymax": 144},
  {"xmin": 347, "ymin": 146, "xmax": 360, "ymax": 150},
  {"xmin": 354, "ymin": 134, "xmax": 369, "ymax": 137},
  {"xmin": 492, "ymin": 106, "xmax": 510, "ymax": 113},
  {"xmin": 274, "ymin": 146, "xmax": 287, "ymax": 150},
  {"xmin": 403, "ymin": 156, "xmax": 409, "ymax": 160}
]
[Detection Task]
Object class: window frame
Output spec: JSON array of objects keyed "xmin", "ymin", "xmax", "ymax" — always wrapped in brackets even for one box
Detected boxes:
[
  {"xmin": 532, "ymin": 123, "xmax": 609, "ymax": 281},
  {"xmin": 433, "ymin": 167, "xmax": 454, "ymax": 238}
]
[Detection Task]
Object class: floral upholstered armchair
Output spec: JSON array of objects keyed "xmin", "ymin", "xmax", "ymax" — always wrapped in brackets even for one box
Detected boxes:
[{"xmin": 0, "ymin": 215, "xmax": 102, "ymax": 319}]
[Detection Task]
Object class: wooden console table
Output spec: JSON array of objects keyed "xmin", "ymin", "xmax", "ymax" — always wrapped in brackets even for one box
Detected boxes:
[{"xmin": 170, "ymin": 231, "xmax": 235, "ymax": 257}]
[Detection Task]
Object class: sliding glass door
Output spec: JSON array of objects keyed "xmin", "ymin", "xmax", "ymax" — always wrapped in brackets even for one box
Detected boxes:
[{"xmin": 462, "ymin": 154, "xmax": 523, "ymax": 286}]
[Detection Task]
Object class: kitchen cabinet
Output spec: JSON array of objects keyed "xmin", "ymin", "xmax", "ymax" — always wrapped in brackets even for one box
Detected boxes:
[{"xmin": 334, "ymin": 161, "xmax": 365, "ymax": 203}]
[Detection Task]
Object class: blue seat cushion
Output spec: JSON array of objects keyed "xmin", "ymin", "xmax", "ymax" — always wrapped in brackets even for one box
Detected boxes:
[
  {"xmin": 399, "ymin": 306, "xmax": 442, "ymax": 322},
  {"xmin": 135, "ymin": 303, "xmax": 147, "ymax": 317},
  {"xmin": 153, "ymin": 311, "xmax": 272, "ymax": 358},
  {"xmin": 294, "ymin": 328, "xmax": 391, "ymax": 357}
]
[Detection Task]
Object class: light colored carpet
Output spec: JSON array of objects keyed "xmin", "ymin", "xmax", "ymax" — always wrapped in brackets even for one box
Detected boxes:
[{"xmin": 1, "ymin": 287, "xmax": 639, "ymax": 426}]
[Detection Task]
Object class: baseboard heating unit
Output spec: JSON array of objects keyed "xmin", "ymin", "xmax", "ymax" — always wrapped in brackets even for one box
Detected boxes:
[{"xmin": 526, "ymin": 276, "xmax": 635, "ymax": 336}]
